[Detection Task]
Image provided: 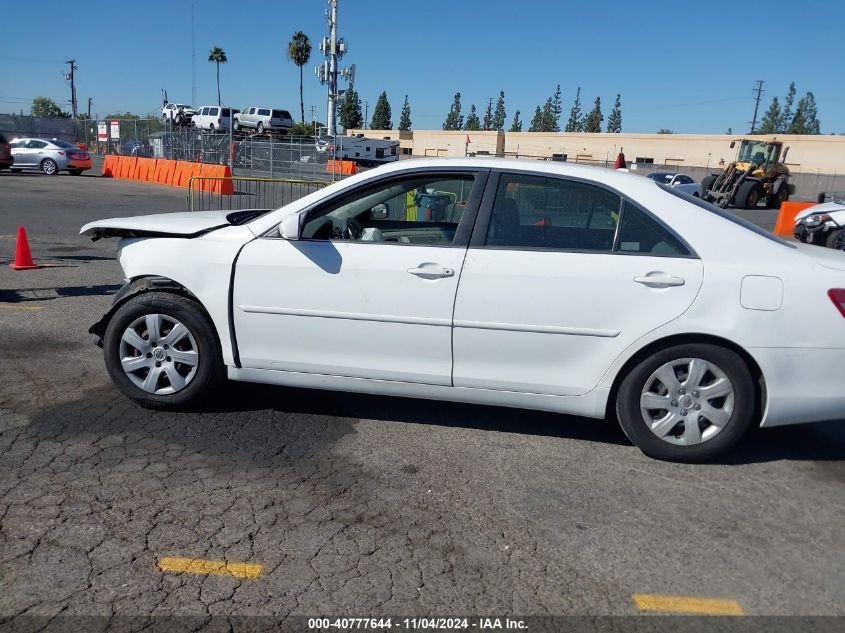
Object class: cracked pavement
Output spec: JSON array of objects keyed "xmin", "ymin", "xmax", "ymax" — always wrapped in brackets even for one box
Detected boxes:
[{"xmin": 0, "ymin": 172, "xmax": 843, "ymax": 624}]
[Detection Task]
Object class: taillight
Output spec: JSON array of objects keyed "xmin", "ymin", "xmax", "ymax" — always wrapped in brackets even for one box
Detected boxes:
[
  {"xmin": 57, "ymin": 150, "xmax": 66, "ymax": 156},
  {"xmin": 830, "ymin": 289, "xmax": 845, "ymax": 318}
]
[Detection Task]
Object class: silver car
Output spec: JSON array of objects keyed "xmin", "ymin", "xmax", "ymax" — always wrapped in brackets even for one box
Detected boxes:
[
  {"xmin": 234, "ymin": 107, "xmax": 293, "ymax": 135},
  {"xmin": 10, "ymin": 138, "xmax": 92, "ymax": 175}
]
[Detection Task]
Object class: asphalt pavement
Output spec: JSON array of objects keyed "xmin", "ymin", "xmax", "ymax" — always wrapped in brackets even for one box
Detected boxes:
[{"xmin": 0, "ymin": 170, "xmax": 843, "ymax": 626}]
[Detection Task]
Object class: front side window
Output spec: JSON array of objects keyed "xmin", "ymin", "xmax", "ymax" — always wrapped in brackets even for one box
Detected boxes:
[
  {"xmin": 258, "ymin": 108, "xmax": 271, "ymax": 116},
  {"xmin": 485, "ymin": 173, "xmax": 620, "ymax": 252},
  {"xmin": 209, "ymin": 107, "xmax": 219, "ymax": 116},
  {"xmin": 301, "ymin": 174, "xmax": 477, "ymax": 246},
  {"xmin": 26, "ymin": 140, "xmax": 47, "ymax": 149}
]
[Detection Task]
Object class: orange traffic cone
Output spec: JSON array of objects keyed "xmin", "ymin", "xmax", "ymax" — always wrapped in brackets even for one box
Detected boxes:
[{"xmin": 9, "ymin": 226, "xmax": 39, "ymax": 270}]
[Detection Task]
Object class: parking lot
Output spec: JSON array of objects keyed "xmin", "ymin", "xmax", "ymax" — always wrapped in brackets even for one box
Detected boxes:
[{"xmin": 1, "ymin": 171, "xmax": 844, "ymax": 624}]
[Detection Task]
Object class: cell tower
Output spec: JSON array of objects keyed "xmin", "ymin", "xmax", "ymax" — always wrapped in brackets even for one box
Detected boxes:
[{"xmin": 315, "ymin": 0, "xmax": 354, "ymax": 135}]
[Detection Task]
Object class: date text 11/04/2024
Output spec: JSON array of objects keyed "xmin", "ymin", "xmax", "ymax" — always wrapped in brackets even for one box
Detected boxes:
[{"xmin": 307, "ymin": 618, "xmax": 528, "ymax": 630}]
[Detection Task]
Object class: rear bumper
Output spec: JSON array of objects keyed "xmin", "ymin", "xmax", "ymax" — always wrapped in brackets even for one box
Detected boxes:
[
  {"xmin": 67, "ymin": 160, "xmax": 93, "ymax": 170},
  {"xmin": 754, "ymin": 347, "xmax": 845, "ymax": 427},
  {"xmin": 0, "ymin": 156, "xmax": 13, "ymax": 168}
]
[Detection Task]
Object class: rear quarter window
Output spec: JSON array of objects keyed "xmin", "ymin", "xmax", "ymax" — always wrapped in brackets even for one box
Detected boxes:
[{"xmin": 258, "ymin": 108, "xmax": 271, "ymax": 116}]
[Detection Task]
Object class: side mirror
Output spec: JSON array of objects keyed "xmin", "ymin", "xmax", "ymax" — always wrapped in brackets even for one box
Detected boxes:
[
  {"xmin": 782, "ymin": 146, "xmax": 790, "ymax": 163},
  {"xmin": 729, "ymin": 141, "xmax": 736, "ymax": 149},
  {"xmin": 371, "ymin": 203, "xmax": 389, "ymax": 219},
  {"xmin": 279, "ymin": 213, "xmax": 301, "ymax": 240}
]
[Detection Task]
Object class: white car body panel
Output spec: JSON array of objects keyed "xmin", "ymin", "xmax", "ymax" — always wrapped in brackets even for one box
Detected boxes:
[
  {"xmin": 81, "ymin": 211, "xmax": 238, "ymax": 238},
  {"xmin": 81, "ymin": 158, "xmax": 845, "ymax": 429}
]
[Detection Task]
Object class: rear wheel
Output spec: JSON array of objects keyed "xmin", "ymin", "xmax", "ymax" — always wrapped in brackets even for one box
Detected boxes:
[
  {"xmin": 616, "ymin": 344, "xmax": 755, "ymax": 462},
  {"xmin": 700, "ymin": 175, "xmax": 717, "ymax": 200},
  {"xmin": 41, "ymin": 158, "xmax": 58, "ymax": 175},
  {"xmin": 103, "ymin": 292, "xmax": 225, "ymax": 410},
  {"xmin": 11, "ymin": 168, "xmax": 22, "ymax": 173},
  {"xmin": 69, "ymin": 169, "xmax": 83, "ymax": 176},
  {"xmin": 257, "ymin": 122, "xmax": 264, "ymax": 134},
  {"xmin": 827, "ymin": 229, "xmax": 845, "ymax": 251},
  {"xmin": 736, "ymin": 180, "xmax": 761, "ymax": 209},
  {"xmin": 767, "ymin": 185, "xmax": 789, "ymax": 209}
]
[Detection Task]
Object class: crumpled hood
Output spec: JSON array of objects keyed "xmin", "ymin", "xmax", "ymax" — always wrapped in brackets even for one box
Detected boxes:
[
  {"xmin": 80, "ymin": 209, "xmax": 270, "ymax": 240},
  {"xmin": 794, "ymin": 201, "xmax": 845, "ymax": 222}
]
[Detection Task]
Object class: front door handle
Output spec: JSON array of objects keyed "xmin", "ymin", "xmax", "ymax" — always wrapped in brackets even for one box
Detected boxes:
[
  {"xmin": 634, "ymin": 273, "xmax": 686, "ymax": 288},
  {"xmin": 407, "ymin": 265, "xmax": 455, "ymax": 279}
]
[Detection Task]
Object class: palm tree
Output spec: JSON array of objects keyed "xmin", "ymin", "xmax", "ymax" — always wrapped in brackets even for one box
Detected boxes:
[
  {"xmin": 208, "ymin": 46, "xmax": 227, "ymax": 106},
  {"xmin": 287, "ymin": 32, "xmax": 312, "ymax": 124}
]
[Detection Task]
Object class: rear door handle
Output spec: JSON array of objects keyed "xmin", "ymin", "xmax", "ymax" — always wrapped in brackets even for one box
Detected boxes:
[
  {"xmin": 407, "ymin": 266, "xmax": 455, "ymax": 279},
  {"xmin": 634, "ymin": 273, "xmax": 686, "ymax": 288}
]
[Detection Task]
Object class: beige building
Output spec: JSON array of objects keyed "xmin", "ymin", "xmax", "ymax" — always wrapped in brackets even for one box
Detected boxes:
[{"xmin": 348, "ymin": 129, "xmax": 845, "ymax": 175}]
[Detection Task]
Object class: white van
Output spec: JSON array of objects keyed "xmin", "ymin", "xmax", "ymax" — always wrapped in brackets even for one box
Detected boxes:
[{"xmin": 192, "ymin": 106, "xmax": 240, "ymax": 132}]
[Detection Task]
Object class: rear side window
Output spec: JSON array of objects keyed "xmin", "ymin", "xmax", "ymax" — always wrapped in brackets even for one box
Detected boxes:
[
  {"xmin": 258, "ymin": 108, "xmax": 271, "ymax": 116},
  {"xmin": 221, "ymin": 108, "xmax": 231, "ymax": 117},
  {"xmin": 0, "ymin": 132, "xmax": 8, "ymax": 144},
  {"xmin": 485, "ymin": 173, "xmax": 620, "ymax": 252},
  {"xmin": 617, "ymin": 201, "xmax": 691, "ymax": 256},
  {"xmin": 272, "ymin": 110, "xmax": 289, "ymax": 119}
]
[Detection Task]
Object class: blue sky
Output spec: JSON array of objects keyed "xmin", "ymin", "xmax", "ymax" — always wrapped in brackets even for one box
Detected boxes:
[{"xmin": 1, "ymin": 0, "xmax": 843, "ymax": 133}]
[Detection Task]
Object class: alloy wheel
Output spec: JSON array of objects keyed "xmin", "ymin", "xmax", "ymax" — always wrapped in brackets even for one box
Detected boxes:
[
  {"xmin": 640, "ymin": 358, "xmax": 735, "ymax": 446},
  {"xmin": 119, "ymin": 313, "xmax": 199, "ymax": 395}
]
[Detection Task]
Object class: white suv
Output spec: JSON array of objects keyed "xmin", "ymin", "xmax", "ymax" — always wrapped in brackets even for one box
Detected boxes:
[
  {"xmin": 192, "ymin": 106, "xmax": 240, "ymax": 132},
  {"xmin": 161, "ymin": 103, "xmax": 196, "ymax": 126},
  {"xmin": 234, "ymin": 107, "xmax": 293, "ymax": 135}
]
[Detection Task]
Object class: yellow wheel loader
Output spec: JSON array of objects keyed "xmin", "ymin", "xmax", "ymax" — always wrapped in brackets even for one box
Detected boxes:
[{"xmin": 701, "ymin": 139, "xmax": 794, "ymax": 210}]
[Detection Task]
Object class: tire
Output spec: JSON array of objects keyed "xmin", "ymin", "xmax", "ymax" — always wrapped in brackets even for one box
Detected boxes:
[
  {"xmin": 616, "ymin": 343, "xmax": 756, "ymax": 462},
  {"xmin": 69, "ymin": 169, "xmax": 83, "ymax": 176},
  {"xmin": 257, "ymin": 122, "xmax": 264, "ymax": 135},
  {"xmin": 736, "ymin": 180, "xmax": 761, "ymax": 209},
  {"xmin": 766, "ymin": 185, "xmax": 789, "ymax": 209},
  {"xmin": 233, "ymin": 120, "xmax": 240, "ymax": 131},
  {"xmin": 826, "ymin": 228, "xmax": 845, "ymax": 251},
  {"xmin": 41, "ymin": 158, "xmax": 58, "ymax": 175},
  {"xmin": 174, "ymin": 114, "xmax": 182, "ymax": 126},
  {"xmin": 700, "ymin": 175, "xmax": 718, "ymax": 200},
  {"xmin": 11, "ymin": 168, "xmax": 22, "ymax": 173},
  {"xmin": 102, "ymin": 292, "xmax": 225, "ymax": 410}
]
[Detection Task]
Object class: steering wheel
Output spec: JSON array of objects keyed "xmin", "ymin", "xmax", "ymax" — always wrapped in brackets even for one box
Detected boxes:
[{"xmin": 340, "ymin": 215, "xmax": 364, "ymax": 240}]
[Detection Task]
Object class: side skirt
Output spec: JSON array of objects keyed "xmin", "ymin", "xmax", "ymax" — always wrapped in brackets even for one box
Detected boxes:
[{"xmin": 227, "ymin": 366, "xmax": 610, "ymax": 419}]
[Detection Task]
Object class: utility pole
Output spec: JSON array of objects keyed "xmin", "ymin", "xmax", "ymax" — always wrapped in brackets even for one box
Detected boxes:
[
  {"xmin": 364, "ymin": 101, "xmax": 369, "ymax": 129},
  {"xmin": 64, "ymin": 59, "xmax": 78, "ymax": 119},
  {"xmin": 315, "ymin": 0, "xmax": 350, "ymax": 135},
  {"xmin": 749, "ymin": 79, "xmax": 764, "ymax": 134},
  {"xmin": 87, "ymin": 97, "xmax": 92, "ymax": 118},
  {"xmin": 191, "ymin": 0, "xmax": 196, "ymax": 106}
]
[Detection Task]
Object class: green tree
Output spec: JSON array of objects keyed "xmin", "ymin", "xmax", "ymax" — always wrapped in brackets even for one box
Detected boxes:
[
  {"xmin": 550, "ymin": 84, "xmax": 562, "ymax": 132},
  {"xmin": 606, "ymin": 94, "xmax": 622, "ymax": 133},
  {"xmin": 339, "ymin": 88, "xmax": 363, "ymax": 130},
  {"xmin": 482, "ymin": 99, "xmax": 493, "ymax": 131},
  {"xmin": 442, "ymin": 92, "xmax": 463, "ymax": 130},
  {"xmin": 492, "ymin": 91, "xmax": 506, "ymax": 131},
  {"xmin": 370, "ymin": 91, "xmax": 392, "ymax": 129},
  {"xmin": 657, "ymin": 128, "xmax": 675, "ymax": 134},
  {"xmin": 464, "ymin": 104, "xmax": 481, "ymax": 131},
  {"xmin": 757, "ymin": 97, "xmax": 781, "ymax": 134},
  {"xmin": 30, "ymin": 96, "xmax": 70, "ymax": 118},
  {"xmin": 583, "ymin": 96, "xmax": 603, "ymax": 133},
  {"xmin": 565, "ymin": 87, "xmax": 583, "ymax": 132},
  {"xmin": 287, "ymin": 31, "xmax": 312, "ymax": 124},
  {"xmin": 509, "ymin": 109, "xmax": 523, "ymax": 132},
  {"xmin": 788, "ymin": 96, "xmax": 808, "ymax": 134},
  {"xmin": 208, "ymin": 46, "xmax": 228, "ymax": 106},
  {"xmin": 528, "ymin": 106, "xmax": 544, "ymax": 132},
  {"xmin": 779, "ymin": 82, "xmax": 796, "ymax": 133},
  {"xmin": 398, "ymin": 94, "xmax": 412, "ymax": 131},
  {"xmin": 540, "ymin": 97, "xmax": 555, "ymax": 132},
  {"xmin": 803, "ymin": 91, "xmax": 820, "ymax": 134},
  {"xmin": 290, "ymin": 121, "xmax": 317, "ymax": 137}
]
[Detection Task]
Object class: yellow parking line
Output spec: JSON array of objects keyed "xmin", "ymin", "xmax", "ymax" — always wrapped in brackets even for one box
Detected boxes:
[
  {"xmin": 157, "ymin": 557, "xmax": 262, "ymax": 579},
  {"xmin": 0, "ymin": 304, "xmax": 44, "ymax": 312},
  {"xmin": 633, "ymin": 594, "xmax": 744, "ymax": 615}
]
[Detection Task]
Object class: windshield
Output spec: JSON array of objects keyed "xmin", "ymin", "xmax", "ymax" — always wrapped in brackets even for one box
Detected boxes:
[
  {"xmin": 50, "ymin": 139, "xmax": 77, "ymax": 149},
  {"xmin": 658, "ymin": 183, "xmax": 795, "ymax": 248},
  {"xmin": 647, "ymin": 173, "xmax": 673, "ymax": 183},
  {"xmin": 737, "ymin": 140, "xmax": 778, "ymax": 166}
]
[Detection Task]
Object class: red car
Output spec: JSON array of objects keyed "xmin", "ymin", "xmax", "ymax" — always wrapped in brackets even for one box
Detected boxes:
[{"xmin": 0, "ymin": 132, "xmax": 13, "ymax": 170}]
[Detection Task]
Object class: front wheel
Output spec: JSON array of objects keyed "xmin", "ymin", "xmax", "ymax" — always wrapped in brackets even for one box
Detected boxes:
[
  {"xmin": 736, "ymin": 180, "xmax": 761, "ymax": 209},
  {"xmin": 257, "ymin": 122, "xmax": 264, "ymax": 134},
  {"xmin": 616, "ymin": 344, "xmax": 756, "ymax": 462},
  {"xmin": 103, "ymin": 292, "xmax": 225, "ymax": 410},
  {"xmin": 827, "ymin": 228, "xmax": 845, "ymax": 251},
  {"xmin": 41, "ymin": 158, "xmax": 58, "ymax": 175}
]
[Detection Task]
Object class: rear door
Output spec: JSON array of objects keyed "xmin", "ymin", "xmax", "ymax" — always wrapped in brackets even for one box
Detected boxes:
[{"xmin": 452, "ymin": 170, "xmax": 704, "ymax": 396}]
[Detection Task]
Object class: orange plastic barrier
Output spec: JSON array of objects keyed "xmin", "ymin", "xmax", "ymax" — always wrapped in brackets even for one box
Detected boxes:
[
  {"xmin": 136, "ymin": 158, "xmax": 150, "ymax": 182},
  {"xmin": 773, "ymin": 201, "xmax": 815, "ymax": 237},
  {"xmin": 101, "ymin": 155, "xmax": 117, "ymax": 177},
  {"xmin": 126, "ymin": 157, "xmax": 139, "ymax": 180},
  {"xmin": 145, "ymin": 159, "xmax": 158, "ymax": 183},
  {"xmin": 325, "ymin": 159, "xmax": 357, "ymax": 175},
  {"xmin": 158, "ymin": 160, "xmax": 176, "ymax": 185}
]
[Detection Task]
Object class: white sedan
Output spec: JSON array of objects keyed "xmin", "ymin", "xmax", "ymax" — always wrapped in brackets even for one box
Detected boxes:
[
  {"xmin": 647, "ymin": 172, "xmax": 702, "ymax": 197},
  {"xmin": 81, "ymin": 158, "xmax": 845, "ymax": 462}
]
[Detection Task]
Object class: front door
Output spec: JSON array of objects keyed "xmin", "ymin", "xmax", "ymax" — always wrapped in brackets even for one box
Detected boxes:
[
  {"xmin": 233, "ymin": 169, "xmax": 487, "ymax": 385},
  {"xmin": 453, "ymin": 171, "xmax": 704, "ymax": 396}
]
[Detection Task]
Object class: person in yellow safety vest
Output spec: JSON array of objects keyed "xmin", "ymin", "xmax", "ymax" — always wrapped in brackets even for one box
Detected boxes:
[{"xmin": 405, "ymin": 188, "xmax": 418, "ymax": 221}]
